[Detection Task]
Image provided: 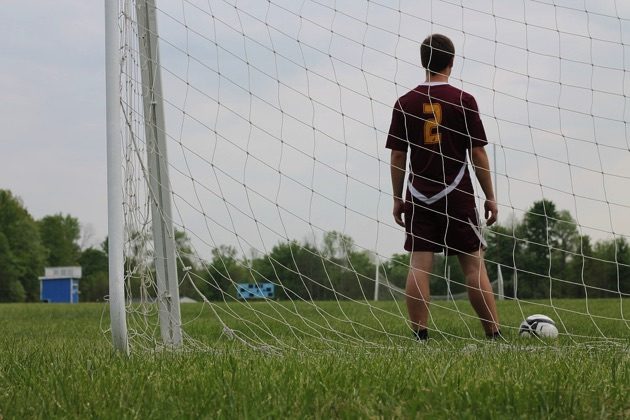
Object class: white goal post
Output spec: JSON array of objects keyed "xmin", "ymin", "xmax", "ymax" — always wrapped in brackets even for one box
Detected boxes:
[
  {"xmin": 106, "ymin": 0, "xmax": 630, "ymax": 353},
  {"xmin": 106, "ymin": 0, "xmax": 183, "ymax": 352},
  {"xmin": 105, "ymin": 0, "xmax": 128, "ymax": 354}
]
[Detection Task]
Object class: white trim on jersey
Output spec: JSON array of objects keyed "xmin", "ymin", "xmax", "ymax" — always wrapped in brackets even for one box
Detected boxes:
[
  {"xmin": 418, "ymin": 82, "xmax": 449, "ymax": 86},
  {"xmin": 407, "ymin": 163, "xmax": 467, "ymax": 205},
  {"xmin": 468, "ymin": 217, "xmax": 488, "ymax": 248}
]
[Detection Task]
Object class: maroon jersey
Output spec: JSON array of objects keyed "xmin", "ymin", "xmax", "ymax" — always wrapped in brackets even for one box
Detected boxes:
[{"xmin": 386, "ymin": 83, "xmax": 487, "ymax": 202}]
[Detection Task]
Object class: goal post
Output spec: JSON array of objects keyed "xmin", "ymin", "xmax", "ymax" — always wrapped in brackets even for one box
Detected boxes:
[
  {"xmin": 104, "ymin": 0, "xmax": 128, "ymax": 355},
  {"xmin": 106, "ymin": 0, "xmax": 181, "ymax": 351},
  {"xmin": 107, "ymin": 0, "xmax": 630, "ymax": 353},
  {"xmin": 134, "ymin": 0, "xmax": 182, "ymax": 348}
]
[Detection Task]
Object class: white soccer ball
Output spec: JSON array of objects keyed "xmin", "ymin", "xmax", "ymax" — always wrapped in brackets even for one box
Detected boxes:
[{"xmin": 518, "ymin": 314, "xmax": 559, "ymax": 339}]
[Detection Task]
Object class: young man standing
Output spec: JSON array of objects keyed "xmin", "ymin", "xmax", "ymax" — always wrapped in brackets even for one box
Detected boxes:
[{"xmin": 386, "ymin": 34, "xmax": 501, "ymax": 340}]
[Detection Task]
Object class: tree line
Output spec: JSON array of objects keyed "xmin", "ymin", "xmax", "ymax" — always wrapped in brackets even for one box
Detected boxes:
[
  {"xmin": 172, "ymin": 199, "xmax": 630, "ymax": 301},
  {"xmin": 484, "ymin": 200, "xmax": 630, "ymax": 299},
  {"xmin": 0, "ymin": 190, "xmax": 109, "ymax": 302},
  {"xmin": 1, "ymin": 188, "xmax": 628, "ymax": 302}
]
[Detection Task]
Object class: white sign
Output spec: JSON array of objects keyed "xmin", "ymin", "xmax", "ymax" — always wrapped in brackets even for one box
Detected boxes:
[{"xmin": 44, "ymin": 266, "xmax": 82, "ymax": 279}]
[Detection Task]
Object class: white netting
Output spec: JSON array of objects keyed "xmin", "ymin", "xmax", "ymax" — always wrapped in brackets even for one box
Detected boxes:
[{"xmin": 114, "ymin": 0, "xmax": 630, "ymax": 352}]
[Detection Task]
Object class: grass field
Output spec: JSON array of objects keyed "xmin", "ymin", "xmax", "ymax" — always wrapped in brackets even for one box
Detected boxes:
[{"xmin": 0, "ymin": 300, "xmax": 629, "ymax": 419}]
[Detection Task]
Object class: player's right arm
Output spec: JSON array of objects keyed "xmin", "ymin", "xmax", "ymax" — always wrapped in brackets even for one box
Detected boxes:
[{"xmin": 390, "ymin": 149, "xmax": 407, "ymax": 227}]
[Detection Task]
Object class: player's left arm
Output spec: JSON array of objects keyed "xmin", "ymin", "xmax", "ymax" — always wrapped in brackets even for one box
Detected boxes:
[{"xmin": 470, "ymin": 146, "xmax": 497, "ymax": 226}]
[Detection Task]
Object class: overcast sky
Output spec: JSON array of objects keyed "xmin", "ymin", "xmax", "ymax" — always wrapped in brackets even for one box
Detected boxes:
[
  {"xmin": 1, "ymin": 1, "xmax": 106, "ymax": 247},
  {"xmin": 2, "ymin": 0, "xmax": 630, "ymax": 259}
]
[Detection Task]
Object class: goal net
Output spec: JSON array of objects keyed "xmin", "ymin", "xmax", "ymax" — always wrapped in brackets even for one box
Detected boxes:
[{"xmin": 108, "ymin": 0, "xmax": 630, "ymax": 352}]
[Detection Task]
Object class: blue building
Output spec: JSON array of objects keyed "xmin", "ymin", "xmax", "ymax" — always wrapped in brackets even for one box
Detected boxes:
[
  {"xmin": 237, "ymin": 283, "xmax": 275, "ymax": 300},
  {"xmin": 39, "ymin": 267, "xmax": 81, "ymax": 303}
]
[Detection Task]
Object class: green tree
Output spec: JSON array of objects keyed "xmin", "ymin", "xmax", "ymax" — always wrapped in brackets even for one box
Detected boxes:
[
  {"xmin": 336, "ymin": 248, "xmax": 375, "ymax": 300},
  {"xmin": 38, "ymin": 214, "xmax": 81, "ymax": 266},
  {"xmin": 381, "ymin": 253, "xmax": 409, "ymax": 291},
  {"xmin": 516, "ymin": 200, "xmax": 558, "ymax": 298},
  {"xmin": 174, "ymin": 230, "xmax": 207, "ymax": 299},
  {"xmin": 483, "ymin": 206, "xmax": 584, "ymax": 298},
  {"xmin": 517, "ymin": 200, "xmax": 556, "ymax": 298},
  {"xmin": 484, "ymin": 222, "xmax": 522, "ymax": 298},
  {"xmin": 203, "ymin": 245, "xmax": 250, "ymax": 301},
  {"xmin": 0, "ymin": 190, "xmax": 46, "ymax": 301},
  {"xmin": 0, "ymin": 232, "xmax": 23, "ymax": 302},
  {"xmin": 245, "ymin": 232, "xmax": 378, "ymax": 302},
  {"xmin": 78, "ymin": 242, "xmax": 109, "ymax": 301},
  {"xmin": 318, "ymin": 232, "xmax": 377, "ymax": 300},
  {"xmin": 7, "ymin": 278, "xmax": 26, "ymax": 302},
  {"xmin": 321, "ymin": 231, "xmax": 354, "ymax": 260},
  {"xmin": 585, "ymin": 237, "xmax": 630, "ymax": 298},
  {"xmin": 565, "ymin": 235, "xmax": 596, "ymax": 298},
  {"xmin": 250, "ymin": 240, "xmax": 327, "ymax": 300},
  {"xmin": 549, "ymin": 210, "xmax": 580, "ymax": 297}
]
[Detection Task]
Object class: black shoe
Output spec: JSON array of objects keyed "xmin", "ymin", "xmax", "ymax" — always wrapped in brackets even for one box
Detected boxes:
[{"xmin": 414, "ymin": 328, "xmax": 429, "ymax": 341}]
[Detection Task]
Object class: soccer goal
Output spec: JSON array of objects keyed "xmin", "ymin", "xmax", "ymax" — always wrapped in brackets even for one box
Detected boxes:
[{"xmin": 105, "ymin": 0, "xmax": 630, "ymax": 353}]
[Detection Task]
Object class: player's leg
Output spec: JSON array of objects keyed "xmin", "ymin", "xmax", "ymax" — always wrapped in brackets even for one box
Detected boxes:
[
  {"xmin": 405, "ymin": 251, "xmax": 434, "ymax": 339},
  {"xmin": 444, "ymin": 190, "xmax": 501, "ymax": 337},
  {"xmin": 403, "ymin": 192, "xmax": 442, "ymax": 340},
  {"xmin": 457, "ymin": 249, "xmax": 500, "ymax": 336}
]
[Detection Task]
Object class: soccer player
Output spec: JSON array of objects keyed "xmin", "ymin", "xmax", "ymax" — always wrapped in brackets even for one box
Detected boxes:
[{"xmin": 386, "ymin": 34, "xmax": 501, "ymax": 341}]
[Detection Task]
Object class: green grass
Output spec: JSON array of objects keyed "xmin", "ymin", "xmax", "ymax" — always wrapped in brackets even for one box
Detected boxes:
[{"xmin": 0, "ymin": 301, "xmax": 629, "ymax": 419}]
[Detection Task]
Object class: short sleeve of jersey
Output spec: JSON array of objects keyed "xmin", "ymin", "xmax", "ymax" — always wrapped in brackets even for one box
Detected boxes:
[
  {"xmin": 385, "ymin": 100, "xmax": 409, "ymax": 152},
  {"xmin": 462, "ymin": 94, "xmax": 488, "ymax": 148}
]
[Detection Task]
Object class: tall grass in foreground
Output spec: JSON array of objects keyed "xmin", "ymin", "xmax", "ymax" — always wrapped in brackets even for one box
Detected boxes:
[{"xmin": 0, "ymin": 301, "xmax": 628, "ymax": 419}]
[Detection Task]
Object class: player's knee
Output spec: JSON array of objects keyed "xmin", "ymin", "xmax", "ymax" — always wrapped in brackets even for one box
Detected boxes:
[
  {"xmin": 463, "ymin": 269, "xmax": 482, "ymax": 286},
  {"xmin": 461, "ymin": 263, "xmax": 486, "ymax": 286}
]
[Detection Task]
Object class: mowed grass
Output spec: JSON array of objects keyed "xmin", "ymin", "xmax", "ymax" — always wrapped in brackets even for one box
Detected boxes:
[{"xmin": 0, "ymin": 300, "xmax": 629, "ymax": 419}]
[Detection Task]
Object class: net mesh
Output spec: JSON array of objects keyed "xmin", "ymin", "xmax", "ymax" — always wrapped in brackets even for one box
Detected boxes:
[{"xmin": 114, "ymin": 0, "xmax": 630, "ymax": 352}]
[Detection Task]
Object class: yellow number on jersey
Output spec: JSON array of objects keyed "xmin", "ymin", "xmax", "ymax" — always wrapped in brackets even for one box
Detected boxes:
[{"xmin": 423, "ymin": 102, "xmax": 442, "ymax": 145}]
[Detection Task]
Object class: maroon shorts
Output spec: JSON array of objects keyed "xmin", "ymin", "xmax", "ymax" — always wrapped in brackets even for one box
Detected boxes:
[{"xmin": 403, "ymin": 189, "xmax": 486, "ymax": 255}]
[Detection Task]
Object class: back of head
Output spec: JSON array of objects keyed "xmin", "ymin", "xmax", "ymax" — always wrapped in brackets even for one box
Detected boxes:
[{"xmin": 420, "ymin": 34, "xmax": 455, "ymax": 74}]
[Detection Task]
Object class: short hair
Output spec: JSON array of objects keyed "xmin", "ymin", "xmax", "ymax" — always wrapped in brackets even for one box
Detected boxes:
[{"xmin": 420, "ymin": 34, "xmax": 455, "ymax": 74}]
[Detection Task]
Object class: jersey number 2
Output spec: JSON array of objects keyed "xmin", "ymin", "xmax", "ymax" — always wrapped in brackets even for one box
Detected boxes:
[{"xmin": 423, "ymin": 103, "xmax": 442, "ymax": 145}]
